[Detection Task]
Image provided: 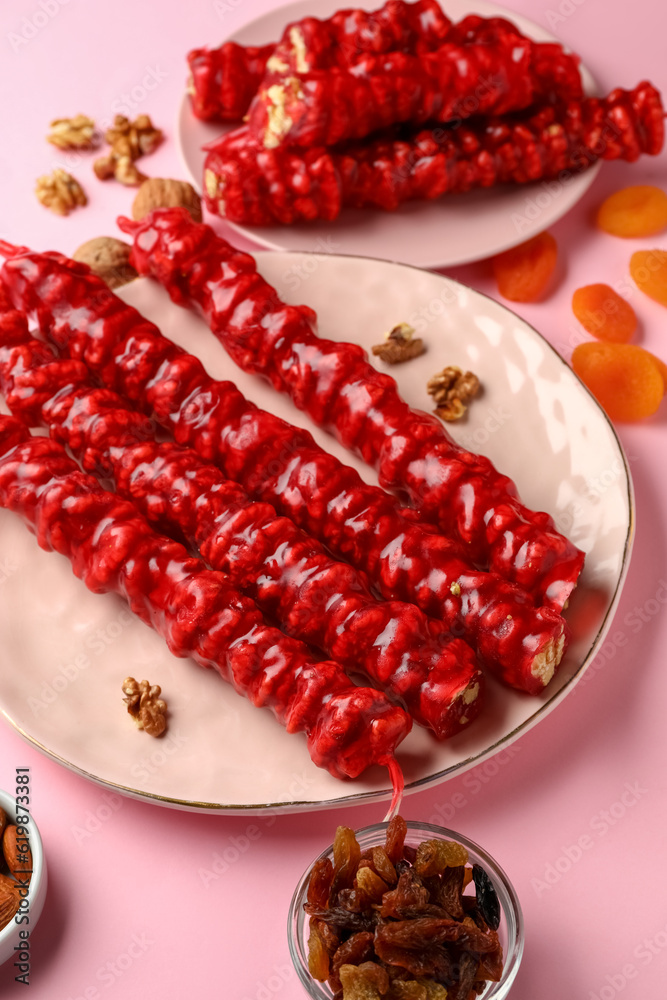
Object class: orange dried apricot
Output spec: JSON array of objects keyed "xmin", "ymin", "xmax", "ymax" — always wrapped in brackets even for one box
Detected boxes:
[
  {"xmin": 597, "ymin": 185, "xmax": 667, "ymax": 238},
  {"xmin": 571, "ymin": 342, "xmax": 664, "ymax": 421},
  {"xmin": 645, "ymin": 352, "xmax": 667, "ymax": 395},
  {"xmin": 630, "ymin": 250, "xmax": 667, "ymax": 306},
  {"xmin": 571, "ymin": 284, "xmax": 637, "ymax": 343},
  {"xmin": 492, "ymin": 232, "xmax": 558, "ymax": 302}
]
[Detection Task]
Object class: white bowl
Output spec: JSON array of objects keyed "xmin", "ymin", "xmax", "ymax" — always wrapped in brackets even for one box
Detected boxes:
[{"xmin": 0, "ymin": 789, "xmax": 47, "ymax": 967}]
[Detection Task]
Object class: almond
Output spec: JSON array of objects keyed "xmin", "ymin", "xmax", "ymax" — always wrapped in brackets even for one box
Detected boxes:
[
  {"xmin": 0, "ymin": 873, "xmax": 21, "ymax": 931},
  {"xmin": 0, "ymin": 808, "xmax": 7, "ymax": 843},
  {"xmin": 3, "ymin": 825, "xmax": 32, "ymax": 882}
]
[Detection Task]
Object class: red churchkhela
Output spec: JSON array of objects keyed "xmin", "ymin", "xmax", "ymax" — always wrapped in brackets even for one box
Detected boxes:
[
  {"xmin": 0, "ymin": 317, "xmax": 484, "ymax": 739},
  {"xmin": 119, "ymin": 207, "xmax": 586, "ymax": 613},
  {"xmin": 204, "ymin": 83, "xmax": 665, "ymax": 224},
  {"xmin": 0, "ymin": 241, "xmax": 568, "ymax": 694},
  {"xmin": 0, "ymin": 413, "xmax": 412, "ymax": 780}
]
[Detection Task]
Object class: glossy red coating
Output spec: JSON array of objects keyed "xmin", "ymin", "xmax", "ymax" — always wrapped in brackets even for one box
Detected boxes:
[
  {"xmin": 120, "ymin": 207, "xmax": 586, "ymax": 613},
  {"xmin": 247, "ymin": 13, "xmax": 582, "ymax": 148},
  {"xmin": 186, "ymin": 0, "xmax": 452, "ymax": 122},
  {"xmin": 0, "ymin": 328, "xmax": 484, "ymax": 739},
  {"xmin": 0, "ymin": 245, "xmax": 569, "ymax": 693},
  {"xmin": 0, "ymin": 414, "xmax": 411, "ymax": 779},
  {"xmin": 204, "ymin": 83, "xmax": 665, "ymax": 224}
]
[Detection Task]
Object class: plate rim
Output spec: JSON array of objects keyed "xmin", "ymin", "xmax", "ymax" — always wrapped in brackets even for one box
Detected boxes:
[
  {"xmin": 176, "ymin": 0, "xmax": 602, "ymax": 269},
  {"xmin": 0, "ymin": 251, "xmax": 635, "ymax": 814}
]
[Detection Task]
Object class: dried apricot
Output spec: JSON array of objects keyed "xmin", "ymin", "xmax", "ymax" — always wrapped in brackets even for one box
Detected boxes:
[
  {"xmin": 571, "ymin": 342, "xmax": 664, "ymax": 421},
  {"xmin": 647, "ymin": 352, "xmax": 667, "ymax": 393},
  {"xmin": 630, "ymin": 249, "xmax": 667, "ymax": 306},
  {"xmin": 572, "ymin": 284, "xmax": 637, "ymax": 343},
  {"xmin": 492, "ymin": 232, "xmax": 558, "ymax": 302},
  {"xmin": 597, "ymin": 185, "xmax": 667, "ymax": 238}
]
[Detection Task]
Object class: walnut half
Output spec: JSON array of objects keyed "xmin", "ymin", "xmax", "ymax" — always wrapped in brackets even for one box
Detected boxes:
[
  {"xmin": 427, "ymin": 366, "xmax": 480, "ymax": 422},
  {"xmin": 371, "ymin": 323, "xmax": 425, "ymax": 365},
  {"xmin": 122, "ymin": 677, "xmax": 167, "ymax": 738},
  {"xmin": 47, "ymin": 114, "xmax": 97, "ymax": 150},
  {"xmin": 35, "ymin": 168, "xmax": 87, "ymax": 216}
]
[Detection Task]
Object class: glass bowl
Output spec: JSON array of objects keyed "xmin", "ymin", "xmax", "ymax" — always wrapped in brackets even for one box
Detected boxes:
[{"xmin": 288, "ymin": 820, "xmax": 523, "ymax": 1000}]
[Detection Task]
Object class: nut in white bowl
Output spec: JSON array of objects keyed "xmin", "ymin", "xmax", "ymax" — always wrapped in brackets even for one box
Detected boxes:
[{"xmin": 0, "ymin": 788, "xmax": 47, "ymax": 968}]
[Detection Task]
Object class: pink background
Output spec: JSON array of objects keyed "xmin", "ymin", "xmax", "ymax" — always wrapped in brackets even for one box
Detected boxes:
[{"xmin": 1, "ymin": 0, "xmax": 667, "ymax": 997}]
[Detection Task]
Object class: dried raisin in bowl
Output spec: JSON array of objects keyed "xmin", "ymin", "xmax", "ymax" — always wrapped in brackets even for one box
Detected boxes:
[{"xmin": 287, "ymin": 820, "xmax": 524, "ymax": 1000}]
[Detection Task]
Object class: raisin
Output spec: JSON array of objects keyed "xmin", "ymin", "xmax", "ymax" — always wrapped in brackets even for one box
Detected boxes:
[
  {"xmin": 307, "ymin": 857, "xmax": 334, "ymax": 908},
  {"xmin": 471, "ymin": 864, "xmax": 500, "ymax": 931},
  {"xmin": 403, "ymin": 846, "xmax": 417, "ymax": 865},
  {"xmin": 356, "ymin": 866, "xmax": 389, "ymax": 903},
  {"xmin": 571, "ymin": 342, "xmax": 664, "ymax": 421},
  {"xmin": 630, "ymin": 249, "xmax": 667, "ymax": 306},
  {"xmin": 330, "ymin": 825, "xmax": 362, "ymax": 901},
  {"xmin": 372, "ymin": 846, "xmax": 398, "ymax": 885},
  {"xmin": 376, "ymin": 918, "xmax": 497, "ymax": 954},
  {"xmin": 414, "ymin": 840, "xmax": 468, "ymax": 877},
  {"xmin": 381, "ymin": 871, "xmax": 430, "ymax": 919},
  {"xmin": 476, "ymin": 942, "xmax": 504, "ymax": 983},
  {"xmin": 597, "ymin": 185, "xmax": 667, "ymax": 238},
  {"xmin": 451, "ymin": 951, "xmax": 478, "ymax": 1000},
  {"xmin": 385, "ymin": 815, "xmax": 407, "ymax": 864},
  {"xmin": 572, "ymin": 284, "xmax": 637, "ymax": 343},
  {"xmin": 374, "ymin": 938, "xmax": 452, "ymax": 979},
  {"xmin": 333, "ymin": 932, "xmax": 376, "ymax": 973},
  {"xmin": 308, "ymin": 920, "xmax": 331, "ymax": 981},
  {"xmin": 339, "ymin": 961, "xmax": 390, "ymax": 1000},
  {"xmin": 492, "ymin": 232, "xmax": 558, "ymax": 302},
  {"xmin": 436, "ymin": 866, "xmax": 465, "ymax": 920},
  {"xmin": 387, "ymin": 982, "xmax": 428, "ymax": 1000},
  {"xmin": 389, "ymin": 981, "xmax": 448, "ymax": 1000},
  {"xmin": 330, "ymin": 932, "xmax": 375, "ymax": 993},
  {"xmin": 337, "ymin": 888, "xmax": 372, "ymax": 914},
  {"xmin": 306, "ymin": 906, "xmax": 375, "ymax": 934}
]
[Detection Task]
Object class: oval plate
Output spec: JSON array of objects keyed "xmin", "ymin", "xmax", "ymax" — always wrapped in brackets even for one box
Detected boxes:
[{"xmin": 177, "ymin": 0, "xmax": 600, "ymax": 268}]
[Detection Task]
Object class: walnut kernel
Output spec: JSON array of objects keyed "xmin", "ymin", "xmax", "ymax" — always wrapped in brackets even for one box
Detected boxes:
[
  {"xmin": 105, "ymin": 114, "xmax": 163, "ymax": 159},
  {"xmin": 427, "ymin": 366, "xmax": 481, "ymax": 422},
  {"xmin": 122, "ymin": 677, "xmax": 167, "ymax": 738},
  {"xmin": 372, "ymin": 323, "xmax": 425, "ymax": 365},
  {"xmin": 132, "ymin": 178, "xmax": 202, "ymax": 222},
  {"xmin": 73, "ymin": 237, "xmax": 137, "ymax": 290},
  {"xmin": 35, "ymin": 168, "xmax": 87, "ymax": 216},
  {"xmin": 93, "ymin": 114, "xmax": 163, "ymax": 188},
  {"xmin": 47, "ymin": 114, "xmax": 97, "ymax": 150}
]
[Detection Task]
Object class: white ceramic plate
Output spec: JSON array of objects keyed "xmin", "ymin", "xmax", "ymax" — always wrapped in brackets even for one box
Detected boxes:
[
  {"xmin": 0, "ymin": 254, "xmax": 632, "ymax": 813},
  {"xmin": 176, "ymin": 0, "xmax": 600, "ymax": 269}
]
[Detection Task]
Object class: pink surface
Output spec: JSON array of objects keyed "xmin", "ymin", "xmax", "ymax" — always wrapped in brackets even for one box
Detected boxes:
[{"xmin": 0, "ymin": 0, "xmax": 666, "ymax": 997}]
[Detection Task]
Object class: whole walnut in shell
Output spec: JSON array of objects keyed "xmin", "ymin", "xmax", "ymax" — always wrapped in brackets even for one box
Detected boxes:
[
  {"xmin": 132, "ymin": 178, "xmax": 202, "ymax": 222},
  {"xmin": 73, "ymin": 237, "xmax": 137, "ymax": 290}
]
